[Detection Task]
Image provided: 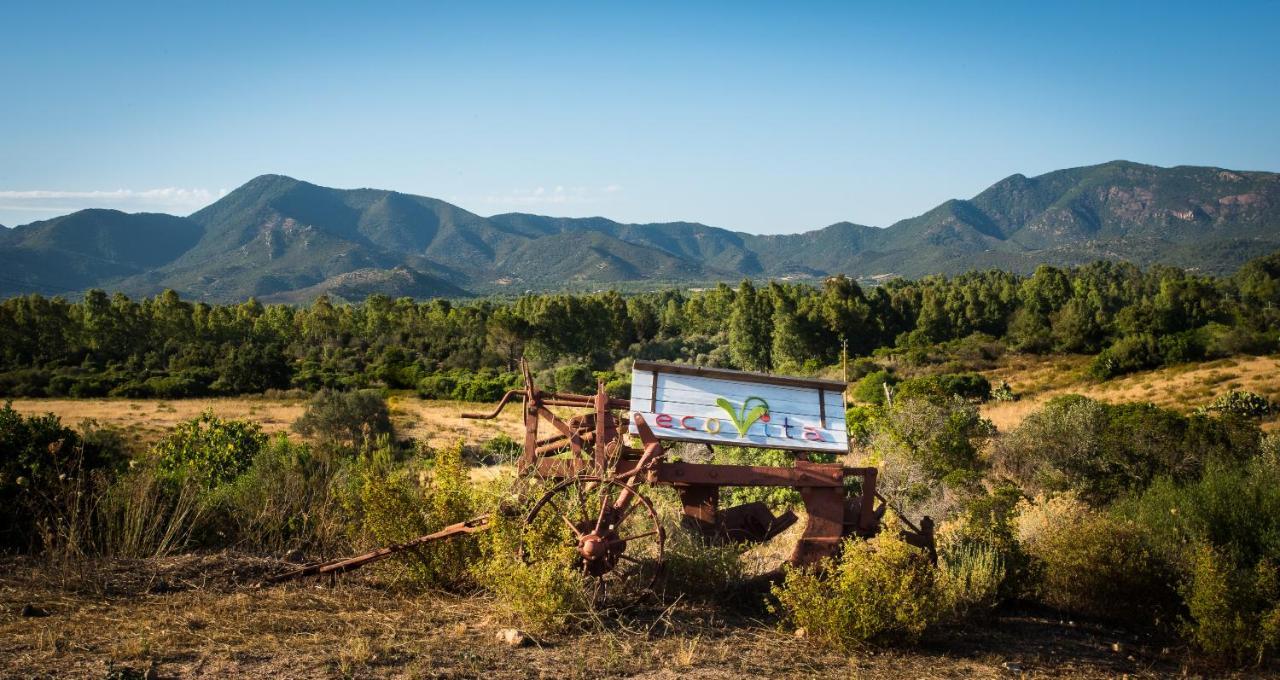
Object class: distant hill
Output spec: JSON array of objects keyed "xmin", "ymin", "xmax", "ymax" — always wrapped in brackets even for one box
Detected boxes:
[{"xmin": 1, "ymin": 161, "xmax": 1277, "ymax": 300}]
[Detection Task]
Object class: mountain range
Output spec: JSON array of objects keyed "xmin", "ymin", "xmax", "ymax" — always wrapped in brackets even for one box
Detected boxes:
[{"xmin": 1, "ymin": 160, "xmax": 1277, "ymax": 301}]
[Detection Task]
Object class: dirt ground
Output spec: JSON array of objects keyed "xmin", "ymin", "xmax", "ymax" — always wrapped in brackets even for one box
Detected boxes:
[{"xmin": 0, "ymin": 553, "xmax": 1242, "ymax": 680}]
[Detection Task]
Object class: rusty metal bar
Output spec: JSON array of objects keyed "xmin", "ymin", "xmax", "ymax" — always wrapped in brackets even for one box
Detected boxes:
[
  {"xmin": 267, "ymin": 515, "xmax": 490, "ymax": 584},
  {"xmin": 460, "ymin": 390, "xmax": 521, "ymax": 419},
  {"xmin": 652, "ymin": 461, "xmax": 845, "ymax": 488}
]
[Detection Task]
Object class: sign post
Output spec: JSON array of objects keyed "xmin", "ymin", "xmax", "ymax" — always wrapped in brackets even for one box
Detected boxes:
[{"xmin": 628, "ymin": 360, "xmax": 848, "ymax": 454}]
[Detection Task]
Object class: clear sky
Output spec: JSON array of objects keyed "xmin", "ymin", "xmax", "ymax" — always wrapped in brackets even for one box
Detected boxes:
[{"xmin": 1, "ymin": 1, "xmax": 1277, "ymax": 233}]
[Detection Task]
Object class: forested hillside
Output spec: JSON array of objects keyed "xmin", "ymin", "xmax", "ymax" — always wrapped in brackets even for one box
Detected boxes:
[
  {"xmin": 2, "ymin": 251, "xmax": 1278, "ymax": 399},
  {"xmin": 1, "ymin": 161, "xmax": 1277, "ymax": 300}
]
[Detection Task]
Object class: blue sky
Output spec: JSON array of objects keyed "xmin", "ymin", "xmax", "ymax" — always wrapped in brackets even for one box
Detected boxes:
[{"xmin": 1, "ymin": 1, "xmax": 1277, "ymax": 233}]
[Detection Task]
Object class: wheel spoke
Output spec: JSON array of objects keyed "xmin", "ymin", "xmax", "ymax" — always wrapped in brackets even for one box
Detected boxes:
[
  {"xmin": 593, "ymin": 482, "xmax": 613, "ymax": 534},
  {"xmin": 610, "ymin": 529, "xmax": 659, "ymax": 545},
  {"xmin": 612, "ymin": 497, "xmax": 642, "ymax": 531},
  {"xmin": 545, "ymin": 498, "xmax": 582, "ymax": 538}
]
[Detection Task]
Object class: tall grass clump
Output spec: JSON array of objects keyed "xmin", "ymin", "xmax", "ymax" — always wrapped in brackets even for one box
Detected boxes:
[
  {"xmin": 206, "ymin": 435, "xmax": 351, "ymax": 554},
  {"xmin": 936, "ymin": 542, "xmax": 1005, "ymax": 619},
  {"xmin": 97, "ymin": 467, "xmax": 208, "ymax": 558}
]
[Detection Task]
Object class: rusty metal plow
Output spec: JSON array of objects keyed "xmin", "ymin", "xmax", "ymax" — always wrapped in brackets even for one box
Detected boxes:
[{"xmin": 266, "ymin": 359, "xmax": 935, "ymax": 599}]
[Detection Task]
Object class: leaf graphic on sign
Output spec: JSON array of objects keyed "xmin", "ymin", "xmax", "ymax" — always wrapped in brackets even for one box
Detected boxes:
[{"xmin": 717, "ymin": 396, "xmax": 769, "ymax": 438}]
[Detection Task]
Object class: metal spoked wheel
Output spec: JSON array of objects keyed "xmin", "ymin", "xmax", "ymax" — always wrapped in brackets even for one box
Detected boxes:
[{"xmin": 524, "ymin": 475, "xmax": 665, "ymax": 608}]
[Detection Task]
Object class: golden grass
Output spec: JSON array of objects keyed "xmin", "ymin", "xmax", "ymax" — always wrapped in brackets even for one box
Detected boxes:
[
  {"xmin": 6, "ymin": 395, "xmax": 529, "ymax": 451},
  {"xmin": 981, "ymin": 354, "xmax": 1280, "ymax": 433}
]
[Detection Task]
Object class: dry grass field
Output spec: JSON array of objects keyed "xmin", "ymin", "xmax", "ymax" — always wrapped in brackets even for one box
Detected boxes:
[
  {"xmin": 5, "ymin": 394, "xmax": 528, "ymax": 452},
  {"xmin": 979, "ymin": 354, "xmax": 1280, "ymax": 433}
]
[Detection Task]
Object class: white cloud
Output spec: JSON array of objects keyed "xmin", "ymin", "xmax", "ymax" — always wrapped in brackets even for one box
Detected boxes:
[
  {"xmin": 0, "ymin": 187, "xmax": 223, "ymax": 215},
  {"xmin": 479, "ymin": 184, "xmax": 623, "ymax": 207}
]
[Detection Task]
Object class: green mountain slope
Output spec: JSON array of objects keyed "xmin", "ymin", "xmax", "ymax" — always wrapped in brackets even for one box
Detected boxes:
[
  {"xmin": 2, "ymin": 161, "xmax": 1277, "ymax": 300},
  {"xmin": 0, "ymin": 210, "xmax": 202, "ymax": 296}
]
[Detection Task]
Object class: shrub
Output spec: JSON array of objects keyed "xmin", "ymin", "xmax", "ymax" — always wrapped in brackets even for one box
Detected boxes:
[
  {"xmin": 292, "ymin": 389, "xmax": 393, "ymax": 451},
  {"xmin": 992, "ymin": 395, "xmax": 1258, "ymax": 506},
  {"xmin": 475, "ymin": 492, "xmax": 588, "ymax": 633},
  {"xmin": 355, "ymin": 440, "xmax": 480, "ymax": 589},
  {"xmin": 416, "ymin": 374, "xmax": 458, "ymax": 400},
  {"xmin": 1181, "ymin": 544, "xmax": 1280, "ymax": 664},
  {"xmin": 896, "ymin": 373, "xmax": 992, "ymax": 402},
  {"xmin": 711, "ymin": 447, "xmax": 800, "ymax": 510},
  {"xmin": 1091, "ymin": 333, "xmax": 1160, "ymax": 379},
  {"xmin": 553, "ymin": 364, "xmax": 595, "ymax": 394},
  {"xmin": 845, "ymin": 404, "xmax": 882, "ymax": 447},
  {"xmin": 847, "ymin": 358, "xmax": 884, "ymax": 381},
  {"xmin": 1196, "ymin": 390, "xmax": 1275, "ymax": 419},
  {"xmin": 1023, "ymin": 510, "xmax": 1176, "ymax": 624},
  {"xmin": 771, "ymin": 527, "xmax": 937, "ymax": 650},
  {"xmin": 0, "ymin": 403, "xmax": 127, "ymax": 552},
  {"xmin": 867, "ymin": 396, "xmax": 993, "ymax": 518},
  {"xmin": 660, "ymin": 521, "xmax": 745, "ymax": 602},
  {"xmin": 942, "ymin": 483, "xmax": 1027, "ymax": 596},
  {"xmin": 417, "ymin": 371, "xmax": 520, "ymax": 402},
  {"xmin": 1158, "ymin": 330, "xmax": 1206, "ymax": 365},
  {"xmin": 852, "ymin": 370, "xmax": 897, "ymax": 405},
  {"xmin": 1121, "ymin": 455, "xmax": 1280, "ymax": 661},
  {"xmin": 208, "ymin": 435, "xmax": 350, "ymax": 554},
  {"xmin": 153, "ymin": 411, "xmax": 266, "ymax": 487}
]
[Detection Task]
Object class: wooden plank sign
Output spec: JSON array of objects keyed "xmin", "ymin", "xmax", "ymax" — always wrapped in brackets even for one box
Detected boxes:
[{"xmin": 628, "ymin": 360, "xmax": 848, "ymax": 452}]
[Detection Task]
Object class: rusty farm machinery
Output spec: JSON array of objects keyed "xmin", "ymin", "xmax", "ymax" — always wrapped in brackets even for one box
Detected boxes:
[{"xmin": 269, "ymin": 360, "xmax": 935, "ymax": 600}]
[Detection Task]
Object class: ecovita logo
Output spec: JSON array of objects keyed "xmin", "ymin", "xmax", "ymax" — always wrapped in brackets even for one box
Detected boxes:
[{"xmin": 715, "ymin": 396, "xmax": 770, "ymax": 437}]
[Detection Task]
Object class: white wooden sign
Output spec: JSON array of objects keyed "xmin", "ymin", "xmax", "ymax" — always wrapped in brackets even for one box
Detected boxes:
[{"xmin": 628, "ymin": 360, "xmax": 848, "ymax": 452}]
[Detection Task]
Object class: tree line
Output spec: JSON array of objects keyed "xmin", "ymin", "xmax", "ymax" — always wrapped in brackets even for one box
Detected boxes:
[{"xmin": 1, "ymin": 251, "xmax": 1277, "ymax": 399}]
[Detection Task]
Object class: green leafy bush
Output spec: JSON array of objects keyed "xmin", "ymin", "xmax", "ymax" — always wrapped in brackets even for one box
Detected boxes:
[
  {"xmin": 852, "ymin": 370, "xmax": 897, "ymax": 405},
  {"xmin": 1091, "ymin": 333, "xmax": 1160, "ymax": 379},
  {"xmin": 771, "ymin": 528, "xmax": 937, "ymax": 650},
  {"xmin": 896, "ymin": 372, "xmax": 992, "ymax": 402},
  {"xmin": 208, "ymin": 435, "xmax": 350, "ymax": 554},
  {"xmin": 1196, "ymin": 390, "xmax": 1275, "ymax": 419},
  {"xmin": 153, "ymin": 412, "xmax": 266, "ymax": 487},
  {"xmin": 417, "ymin": 370, "xmax": 520, "ymax": 402},
  {"xmin": 1117, "ymin": 437, "xmax": 1280, "ymax": 662},
  {"xmin": 0, "ymin": 403, "xmax": 127, "ymax": 552},
  {"xmin": 1181, "ymin": 544, "xmax": 1280, "ymax": 664},
  {"xmin": 711, "ymin": 447, "xmax": 800, "ymax": 510},
  {"xmin": 553, "ymin": 364, "xmax": 595, "ymax": 394}
]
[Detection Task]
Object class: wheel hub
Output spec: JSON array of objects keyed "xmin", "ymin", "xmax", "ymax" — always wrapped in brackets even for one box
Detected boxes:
[{"xmin": 577, "ymin": 531, "xmax": 623, "ymax": 576}]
